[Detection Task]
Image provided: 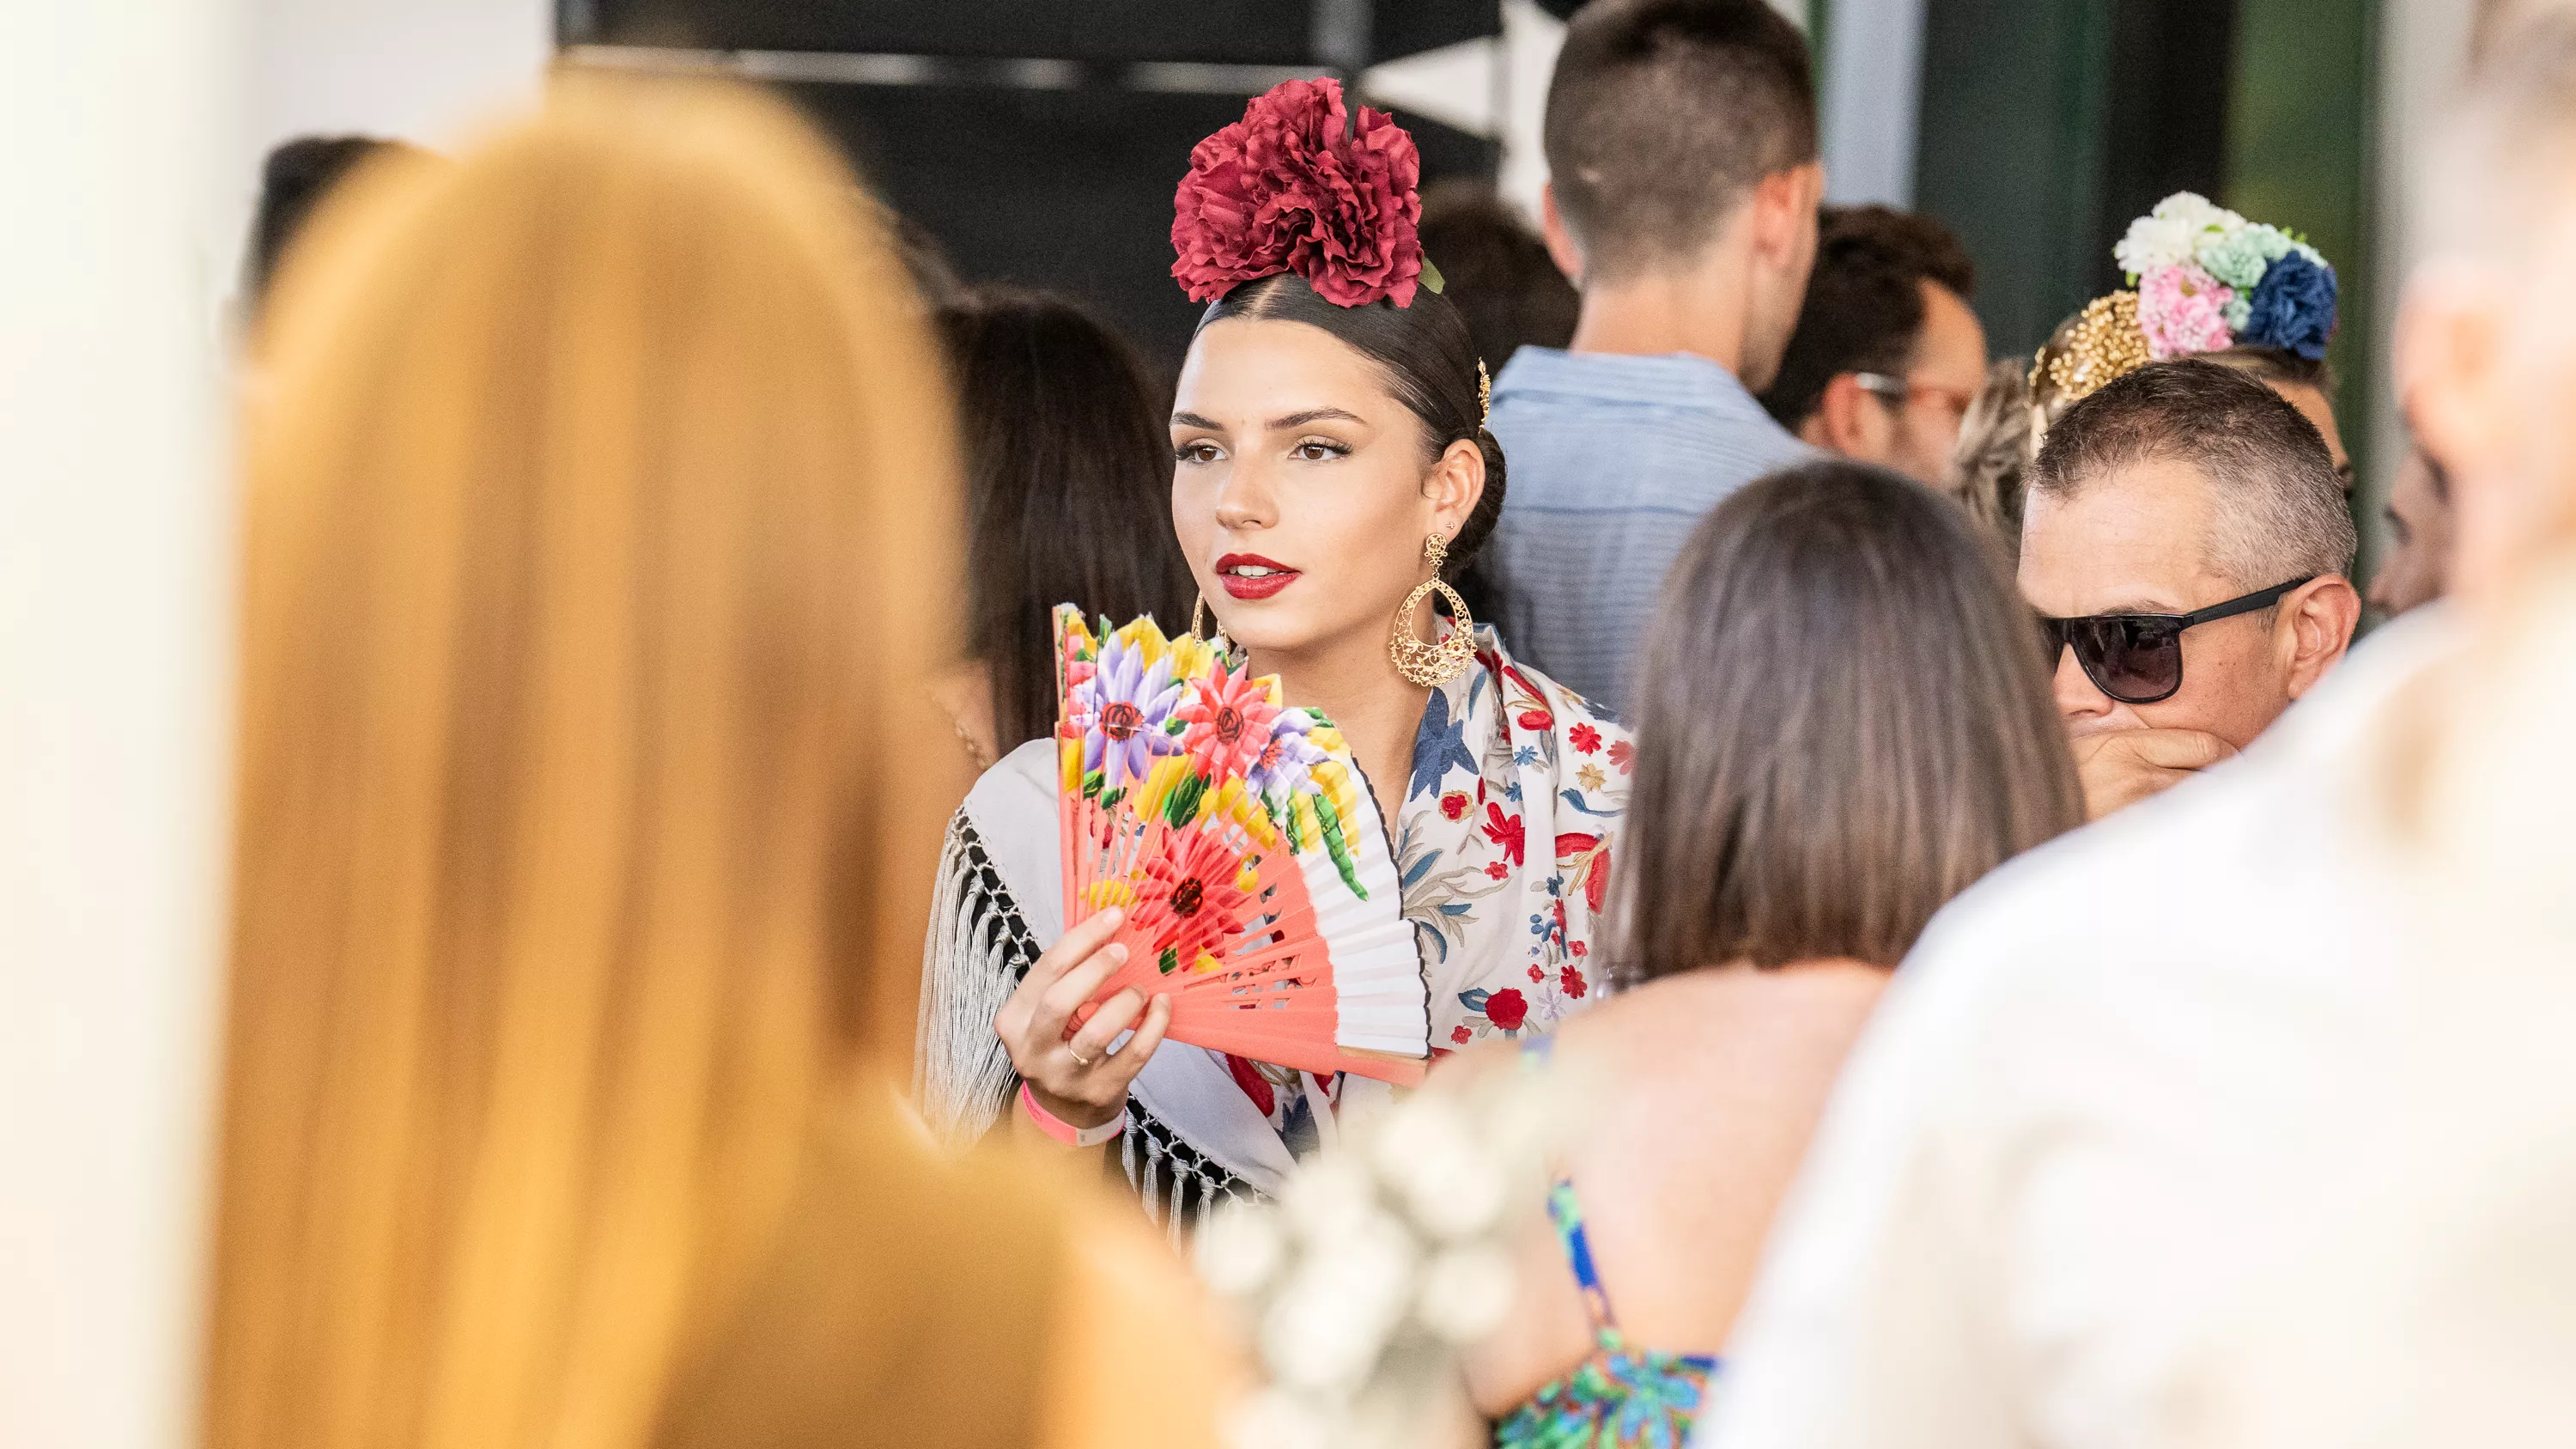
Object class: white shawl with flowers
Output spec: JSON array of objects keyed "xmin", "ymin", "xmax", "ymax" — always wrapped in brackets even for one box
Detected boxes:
[{"xmin": 914, "ymin": 624, "xmax": 1628, "ymax": 1226}]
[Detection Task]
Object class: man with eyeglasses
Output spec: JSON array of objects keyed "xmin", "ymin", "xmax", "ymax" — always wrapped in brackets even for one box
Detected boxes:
[
  {"xmin": 2017, "ymin": 360, "xmax": 2361, "ymax": 819},
  {"xmin": 1758, "ymin": 204, "xmax": 1987, "ymax": 487}
]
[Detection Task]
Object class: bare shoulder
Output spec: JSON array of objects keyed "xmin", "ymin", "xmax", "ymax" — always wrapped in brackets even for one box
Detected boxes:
[
  {"xmin": 1558, "ymin": 965, "xmax": 1889, "ymax": 1086},
  {"xmin": 1421, "ymin": 1032, "xmax": 1531, "ymax": 1098}
]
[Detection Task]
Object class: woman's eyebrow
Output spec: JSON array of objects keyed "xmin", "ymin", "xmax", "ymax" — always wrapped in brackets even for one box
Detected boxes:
[
  {"xmin": 1170, "ymin": 411, "xmax": 1222, "ymax": 430},
  {"xmin": 1271, "ymin": 407, "xmax": 1364, "ymax": 429}
]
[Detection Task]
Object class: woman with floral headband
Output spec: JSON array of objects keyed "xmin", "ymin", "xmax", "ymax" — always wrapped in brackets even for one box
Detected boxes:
[
  {"xmin": 916, "ymin": 78, "xmax": 1631, "ymax": 1225},
  {"xmin": 1947, "ymin": 191, "xmax": 2352, "ymax": 555}
]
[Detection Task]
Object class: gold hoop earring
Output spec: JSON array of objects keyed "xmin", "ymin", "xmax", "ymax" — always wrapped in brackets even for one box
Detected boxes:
[
  {"xmin": 1191, "ymin": 593, "xmax": 1233, "ymax": 654},
  {"xmin": 1390, "ymin": 534, "xmax": 1476, "ymax": 687}
]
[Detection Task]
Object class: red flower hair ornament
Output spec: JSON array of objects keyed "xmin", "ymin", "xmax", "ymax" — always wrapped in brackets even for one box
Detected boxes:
[{"xmin": 1170, "ymin": 76, "xmax": 1437, "ymax": 309}]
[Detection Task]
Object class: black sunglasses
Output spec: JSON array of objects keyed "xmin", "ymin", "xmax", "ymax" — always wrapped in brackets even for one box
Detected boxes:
[{"xmin": 2037, "ymin": 576, "xmax": 2315, "ymax": 705}]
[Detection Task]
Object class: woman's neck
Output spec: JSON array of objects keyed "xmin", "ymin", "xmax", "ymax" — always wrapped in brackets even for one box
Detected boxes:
[{"xmin": 1247, "ymin": 624, "xmax": 1431, "ymax": 831}]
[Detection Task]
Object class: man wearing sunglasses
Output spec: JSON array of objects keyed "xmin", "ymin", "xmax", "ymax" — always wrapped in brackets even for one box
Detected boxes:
[{"xmin": 2018, "ymin": 360, "xmax": 2361, "ymax": 819}]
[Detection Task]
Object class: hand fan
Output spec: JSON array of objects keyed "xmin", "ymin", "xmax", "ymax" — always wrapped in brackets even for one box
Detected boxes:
[{"xmin": 1055, "ymin": 606, "xmax": 1429, "ymax": 1085}]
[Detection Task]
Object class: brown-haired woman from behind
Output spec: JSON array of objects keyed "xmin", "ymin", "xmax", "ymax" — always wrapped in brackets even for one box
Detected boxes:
[
  {"xmin": 1455, "ymin": 460, "xmax": 2082, "ymax": 1446},
  {"xmin": 931, "ymin": 288, "xmax": 1196, "ymax": 775},
  {"xmin": 206, "ymin": 77, "xmax": 1226, "ymax": 1449}
]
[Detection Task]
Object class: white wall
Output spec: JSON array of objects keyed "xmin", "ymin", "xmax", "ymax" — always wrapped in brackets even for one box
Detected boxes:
[
  {"xmin": 226, "ymin": 0, "xmax": 551, "ymax": 307},
  {"xmin": 2, "ymin": 5, "xmax": 554, "ymax": 1446},
  {"xmin": 0, "ymin": 2, "xmax": 234, "ymax": 1446}
]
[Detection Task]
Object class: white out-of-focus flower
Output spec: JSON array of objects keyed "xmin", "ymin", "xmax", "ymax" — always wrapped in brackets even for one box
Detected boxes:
[
  {"xmin": 1373, "ymin": 1093, "xmax": 1509, "ymax": 1240},
  {"xmin": 1263, "ymin": 1209, "xmax": 1417, "ymax": 1391},
  {"xmin": 1225, "ymin": 1386, "xmax": 1342, "ymax": 1449},
  {"xmin": 1199, "ymin": 1198, "xmax": 1288, "ymax": 1299},
  {"xmin": 1262, "ymin": 1267, "xmax": 1387, "ymax": 1394},
  {"xmin": 1414, "ymin": 1243, "xmax": 1518, "ymax": 1344},
  {"xmin": 1281, "ymin": 1152, "xmax": 1376, "ymax": 1245}
]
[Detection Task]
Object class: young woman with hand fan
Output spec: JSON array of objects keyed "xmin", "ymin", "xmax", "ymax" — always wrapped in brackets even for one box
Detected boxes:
[{"xmin": 918, "ymin": 78, "xmax": 1631, "ymax": 1227}]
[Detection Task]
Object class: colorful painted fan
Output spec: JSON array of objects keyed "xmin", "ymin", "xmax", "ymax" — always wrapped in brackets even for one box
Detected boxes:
[{"xmin": 1055, "ymin": 606, "xmax": 1429, "ymax": 1085}]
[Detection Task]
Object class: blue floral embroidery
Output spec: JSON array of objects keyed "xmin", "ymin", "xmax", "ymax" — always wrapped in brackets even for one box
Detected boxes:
[{"xmin": 1410, "ymin": 684, "xmax": 1479, "ymax": 800}]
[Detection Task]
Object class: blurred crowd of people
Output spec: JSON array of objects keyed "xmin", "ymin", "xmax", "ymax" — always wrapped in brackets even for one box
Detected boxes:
[{"xmin": 197, "ymin": 0, "xmax": 2575, "ymax": 1446}]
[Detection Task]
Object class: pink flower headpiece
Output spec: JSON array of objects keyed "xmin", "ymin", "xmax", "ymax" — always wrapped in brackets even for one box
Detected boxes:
[{"xmin": 1171, "ymin": 77, "xmax": 1430, "ymax": 309}]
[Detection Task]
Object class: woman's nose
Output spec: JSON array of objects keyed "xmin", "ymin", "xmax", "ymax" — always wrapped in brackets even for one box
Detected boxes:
[{"xmin": 1212, "ymin": 457, "xmax": 1275, "ymax": 531}]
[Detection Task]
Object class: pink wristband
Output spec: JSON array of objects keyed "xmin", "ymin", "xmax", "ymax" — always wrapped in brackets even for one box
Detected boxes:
[{"xmin": 1020, "ymin": 1081, "xmax": 1125, "ymax": 1148}]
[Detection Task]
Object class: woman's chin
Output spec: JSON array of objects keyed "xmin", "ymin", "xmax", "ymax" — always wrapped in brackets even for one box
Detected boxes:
[{"xmin": 1212, "ymin": 608, "xmax": 1331, "ymax": 659}]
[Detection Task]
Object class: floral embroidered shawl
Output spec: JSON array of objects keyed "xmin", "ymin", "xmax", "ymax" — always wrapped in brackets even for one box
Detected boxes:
[
  {"xmin": 1404, "ymin": 624, "xmax": 1628, "ymax": 1054},
  {"xmin": 914, "ymin": 624, "xmax": 1630, "ymax": 1224}
]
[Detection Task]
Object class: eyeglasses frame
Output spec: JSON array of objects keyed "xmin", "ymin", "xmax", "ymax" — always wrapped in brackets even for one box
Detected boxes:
[
  {"xmin": 1851, "ymin": 370, "xmax": 1978, "ymax": 419},
  {"xmin": 2038, "ymin": 575, "xmax": 2319, "ymax": 705}
]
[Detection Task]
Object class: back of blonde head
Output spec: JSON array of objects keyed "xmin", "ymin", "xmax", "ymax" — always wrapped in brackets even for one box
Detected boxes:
[{"xmin": 208, "ymin": 78, "xmax": 959, "ymax": 1449}]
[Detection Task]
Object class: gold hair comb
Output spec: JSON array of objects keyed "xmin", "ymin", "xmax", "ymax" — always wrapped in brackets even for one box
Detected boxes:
[{"xmin": 2030, "ymin": 291, "xmax": 2152, "ymax": 407}]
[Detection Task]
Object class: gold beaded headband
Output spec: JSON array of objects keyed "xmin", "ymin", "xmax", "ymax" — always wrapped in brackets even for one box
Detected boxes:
[
  {"xmin": 1477, "ymin": 358, "xmax": 1492, "ymax": 425},
  {"xmin": 2029, "ymin": 290, "xmax": 2152, "ymax": 407}
]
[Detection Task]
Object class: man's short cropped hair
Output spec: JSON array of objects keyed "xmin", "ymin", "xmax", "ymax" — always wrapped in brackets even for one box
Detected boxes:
[
  {"xmin": 2033, "ymin": 358, "xmax": 2357, "ymax": 586},
  {"xmin": 1759, "ymin": 205, "xmax": 1977, "ymax": 429},
  {"xmin": 1543, "ymin": 0, "xmax": 1817, "ymax": 283}
]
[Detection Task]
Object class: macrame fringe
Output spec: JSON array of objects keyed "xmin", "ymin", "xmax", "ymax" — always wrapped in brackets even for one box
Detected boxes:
[
  {"xmin": 913, "ymin": 814, "xmax": 1024, "ymax": 1148},
  {"xmin": 1124, "ymin": 1098, "xmax": 1259, "ymax": 1241}
]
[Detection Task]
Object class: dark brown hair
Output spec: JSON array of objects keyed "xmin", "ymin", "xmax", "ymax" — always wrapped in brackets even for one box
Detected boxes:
[
  {"xmin": 244, "ymin": 135, "xmax": 422, "ymax": 314},
  {"xmin": 1611, "ymin": 460, "xmax": 2081, "ymax": 982},
  {"xmin": 944, "ymin": 289, "xmax": 1195, "ymax": 749},
  {"xmin": 1542, "ymin": 0, "xmax": 1817, "ymax": 282},
  {"xmin": 2033, "ymin": 357, "xmax": 2356, "ymax": 585},
  {"xmin": 1760, "ymin": 204, "xmax": 1978, "ymax": 429},
  {"xmin": 2204, "ymin": 343, "xmax": 2336, "ymax": 395},
  {"xmin": 1417, "ymin": 180, "xmax": 1579, "ymax": 370},
  {"xmin": 1201, "ymin": 271, "xmax": 1507, "ymax": 575}
]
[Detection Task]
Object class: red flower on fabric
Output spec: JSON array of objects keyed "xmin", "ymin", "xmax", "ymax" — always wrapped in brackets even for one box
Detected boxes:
[
  {"xmin": 1451, "ymin": 1024, "xmax": 1473, "ymax": 1044},
  {"xmin": 1557, "ymin": 832, "xmax": 1611, "ymax": 914},
  {"xmin": 1483, "ymin": 803, "xmax": 1526, "ymax": 867},
  {"xmin": 1570, "ymin": 723, "xmax": 1602, "ymax": 755},
  {"xmin": 1485, "ymin": 988, "xmax": 1529, "ymax": 1032},
  {"xmin": 1561, "ymin": 966, "xmax": 1588, "ymax": 1000},
  {"xmin": 1170, "ymin": 76, "xmax": 1424, "ymax": 308},
  {"xmin": 1517, "ymin": 708, "xmax": 1555, "ymax": 732},
  {"xmin": 1132, "ymin": 829, "xmax": 1254, "ymax": 965},
  {"xmin": 1439, "ymin": 789, "xmax": 1471, "ymax": 821},
  {"xmin": 1571, "ymin": 940, "xmax": 1589, "ymax": 958},
  {"xmin": 1485, "ymin": 861, "xmax": 1510, "ymax": 880},
  {"xmin": 1528, "ymin": 965, "xmax": 1545, "ymax": 983},
  {"xmin": 1607, "ymin": 739, "xmax": 1635, "ymax": 774}
]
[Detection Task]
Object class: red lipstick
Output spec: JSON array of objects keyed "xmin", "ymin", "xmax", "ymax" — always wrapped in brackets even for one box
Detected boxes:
[{"xmin": 1214, "ymin": 552, "xmax": 1300, "ymax": 600}]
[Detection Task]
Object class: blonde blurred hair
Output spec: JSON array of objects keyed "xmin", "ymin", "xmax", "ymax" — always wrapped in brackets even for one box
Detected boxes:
[{"xmin": 206, "ymin": 76, "xmax": 959, "ymax": 1449}]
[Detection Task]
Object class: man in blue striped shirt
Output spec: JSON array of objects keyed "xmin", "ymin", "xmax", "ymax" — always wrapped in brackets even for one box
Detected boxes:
[{"xmin": 1482, "ymin": 0, "xmax": 1824, "ymax": 713}]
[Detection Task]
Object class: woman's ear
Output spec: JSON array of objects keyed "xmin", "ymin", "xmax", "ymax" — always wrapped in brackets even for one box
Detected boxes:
[{"xmin": 1425, "ymin": 436, "xmax": 1486, "ymax": 539}]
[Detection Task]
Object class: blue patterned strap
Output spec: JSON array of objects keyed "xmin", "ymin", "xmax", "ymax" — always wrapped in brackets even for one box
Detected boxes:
[
  {"xmin": 1545, "ymin": 1178, "xmax": 1624, "ymax": 1349},
  {"xmin": 1517, "ymin": 1036, "xmax": 1625, "ymax": 1350}
]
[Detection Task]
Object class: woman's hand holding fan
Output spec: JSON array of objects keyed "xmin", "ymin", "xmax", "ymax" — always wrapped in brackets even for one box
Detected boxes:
[
  {"xmin": 1051, "ymin": 608, "xmax": 1430, "ymax": 1086},
  {"xmin": 995, "ymin": 905, "xmax": 1174, "ymax": 1130}
]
